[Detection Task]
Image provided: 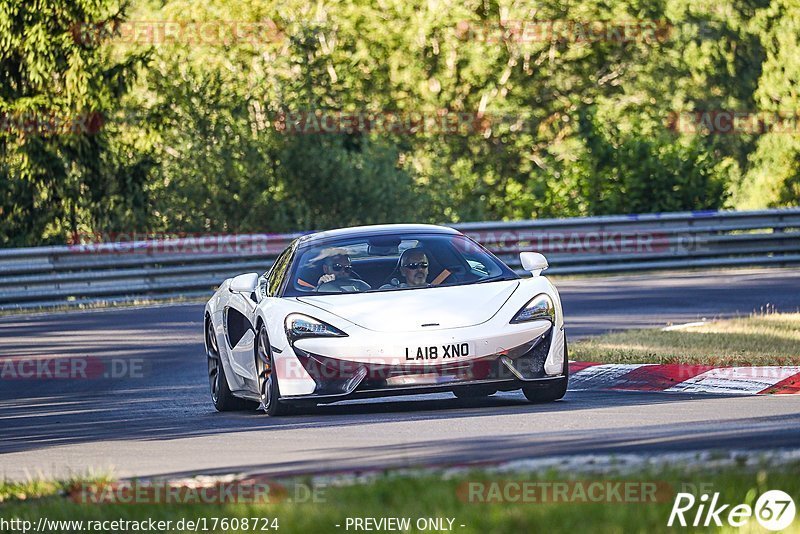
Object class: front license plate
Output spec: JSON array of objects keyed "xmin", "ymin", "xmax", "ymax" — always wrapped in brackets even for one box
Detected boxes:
[{"xmin": 404, "ymin": 342, "xmax": 471, "ymax": 362}]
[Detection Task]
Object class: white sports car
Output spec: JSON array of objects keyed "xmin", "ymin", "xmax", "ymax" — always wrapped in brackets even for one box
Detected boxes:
[{"xmin": 204, "ymin": 224, "xmax": 568, "ymax": 415}]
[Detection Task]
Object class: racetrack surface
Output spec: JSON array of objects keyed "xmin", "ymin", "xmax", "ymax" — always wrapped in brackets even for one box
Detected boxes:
[{"xmin": 1, "ymin": 268, "xmax": 799, "ymax": 481}]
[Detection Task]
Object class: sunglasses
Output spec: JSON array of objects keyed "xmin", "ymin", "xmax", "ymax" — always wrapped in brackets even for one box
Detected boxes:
[
  {"xmin": 403, "ymin": 262, "xmax": 428, "ymax": 270},
  {"xmin": 331, "ymin": 263, "xmax": 352, "ymax": 272}
]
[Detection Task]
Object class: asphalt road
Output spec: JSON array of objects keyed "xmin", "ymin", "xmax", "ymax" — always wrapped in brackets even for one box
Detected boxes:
[{"xmin": 1, "ymin": 268, "xmax": 799, "ymax": 481}]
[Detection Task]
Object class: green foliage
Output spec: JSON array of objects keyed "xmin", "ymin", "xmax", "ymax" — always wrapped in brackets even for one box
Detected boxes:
[
  {"xmin": 576, "ymin": 106, "xmax": 727, "ymax": 214},
  {"xmin": 0, "ymin": 0, "xmax": 150, "ymax": 246},
  {"xmin": 1, "ymin": 0, "xmax": 798, "ymax": 246},
  {"xmin": 731, "ymin": 0, "xmax": 800, "ymax": 208}
]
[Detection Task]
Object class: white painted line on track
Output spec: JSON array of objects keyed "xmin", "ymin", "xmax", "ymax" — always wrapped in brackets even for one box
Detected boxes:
[
  {"xmin": 569, "ymin": 364, "xmax": 652, "ymax": 391},
  {"xmin": 665, "ymin": 366, "xmax": 800, "ymax": 394},
  {"xmin": 661, "ymin": 321, "xmax": 708, "ymax": 331}
]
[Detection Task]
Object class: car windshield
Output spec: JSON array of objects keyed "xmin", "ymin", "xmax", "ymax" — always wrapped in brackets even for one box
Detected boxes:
[{"xmin": 285, "ymin": 233, "xmax": 518, "ymax": 296}]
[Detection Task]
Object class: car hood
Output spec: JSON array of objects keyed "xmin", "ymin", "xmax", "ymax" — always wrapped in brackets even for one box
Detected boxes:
[{"xmin": 295, "ymin": 280, "xmax": 519, "ymax": 332}]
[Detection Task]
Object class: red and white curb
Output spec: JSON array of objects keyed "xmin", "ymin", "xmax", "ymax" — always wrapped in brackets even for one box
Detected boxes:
[{"xmin": 568, "ymin": 362, "xmax": 800, "ymax": 395}]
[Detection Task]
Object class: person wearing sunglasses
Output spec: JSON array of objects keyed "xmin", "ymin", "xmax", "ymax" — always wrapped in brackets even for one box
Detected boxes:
[
  {"xmin": 400, "ymin": 249, "xmax": 429, "ymax": 287},
  {"xmin": 315, "ymin": 250, "xmax": 371, "ymax": 292},
  {"xmin": 380, "ymin": 248, "xmax": 430, "ymax": 289}
]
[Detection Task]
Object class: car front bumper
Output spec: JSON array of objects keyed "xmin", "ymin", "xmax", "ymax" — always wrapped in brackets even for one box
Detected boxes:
[{"xmin": 281, "ymin": 324, "xmax": 565, "ymax": 403}]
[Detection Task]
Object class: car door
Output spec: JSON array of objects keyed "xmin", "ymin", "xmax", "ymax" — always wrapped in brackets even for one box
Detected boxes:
[
  {"xmin": 224, "ymin": 283, "xmax": 259, "ymax": 380},
  {"xmin": 226, "ymin": 246, "xmax": 294, "ymax": 380}
]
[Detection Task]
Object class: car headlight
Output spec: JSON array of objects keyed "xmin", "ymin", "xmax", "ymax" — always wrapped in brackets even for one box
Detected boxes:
[
  {"xmin": 285, "ymin": 313, "xmax": 348, "ymax": 342},
  {"xmin": 510, "ymin": 294, "xmax": 555, "ymax": 324}
]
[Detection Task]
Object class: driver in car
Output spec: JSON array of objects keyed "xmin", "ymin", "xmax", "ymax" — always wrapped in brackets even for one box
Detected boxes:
[
  {"xmin": 315, "ymin": 249, "xmax": 371, "ymax": 292},
  {"xmin": 400, "ymin": 249, "xmax": 429, "ymax": 287},
  {"xmin": 381, "ymin": 248, "xmax": 429, "ymax": 289}
]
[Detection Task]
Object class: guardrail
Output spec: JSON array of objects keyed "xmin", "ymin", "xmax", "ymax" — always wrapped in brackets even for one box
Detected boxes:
[{"xmin": 1, "ymin": 208, "xmax": 798, "ymax": 310}]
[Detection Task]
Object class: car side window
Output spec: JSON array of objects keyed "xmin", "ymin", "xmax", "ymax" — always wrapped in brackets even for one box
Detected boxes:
[{"xmin": 266, "ymin": 246, "xmax": 294, "ymax": 297}]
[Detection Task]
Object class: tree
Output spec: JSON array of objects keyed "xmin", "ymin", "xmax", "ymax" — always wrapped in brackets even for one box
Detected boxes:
[
  {"xmin": 0, "ymin": 0, "xmax": 148, "ymax": 246},
  {"xmin": 731, "ymin": 0, "xmax": 800, "ymax": 208}
]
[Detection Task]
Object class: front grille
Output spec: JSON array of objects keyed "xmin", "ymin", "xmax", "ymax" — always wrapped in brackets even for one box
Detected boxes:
[
  {"xmin": 505, "ymin": 328, "xmax": 552, "ymax": 379},
  {"xmin": 291, "ymin": 326, "xmax": 554, "ymax": 395}
]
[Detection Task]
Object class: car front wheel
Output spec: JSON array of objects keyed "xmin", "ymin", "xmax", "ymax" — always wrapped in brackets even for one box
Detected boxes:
[{"xmin": 256, "ymin": 325, "xmax": 291, "ymax": 416}]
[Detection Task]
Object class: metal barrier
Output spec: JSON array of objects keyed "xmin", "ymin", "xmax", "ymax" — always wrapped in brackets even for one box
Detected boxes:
[{"xmin": 1, "ymin": 208, "xmax": 798, "ymax": 310}]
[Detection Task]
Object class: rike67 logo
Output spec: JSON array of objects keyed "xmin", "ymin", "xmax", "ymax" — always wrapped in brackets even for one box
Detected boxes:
[{"xmin": 668, "ymin": 490, "xmax": 796, "ymax": 531}]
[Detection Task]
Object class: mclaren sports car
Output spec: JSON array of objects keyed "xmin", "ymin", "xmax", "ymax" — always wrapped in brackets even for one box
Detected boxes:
[{"xmin": 204, "ymin": 224, "xmax": 568, "ymax": 415}]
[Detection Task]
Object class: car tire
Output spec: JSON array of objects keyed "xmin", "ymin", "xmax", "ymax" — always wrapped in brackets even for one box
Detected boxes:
[
  {"xmin": 522, "ymin": 333, "xmax": 569, "ymax": 403},
  {"xmin": 453, "ymin": 386, "xmax": 497, "ymax": 399},
  {"xmin": 207, "ymin": 318, "xmax": 253, "ymax": 411},
  {"xmin": 256, "ymin": 325, "xmax": 291, "ymax": 416}
]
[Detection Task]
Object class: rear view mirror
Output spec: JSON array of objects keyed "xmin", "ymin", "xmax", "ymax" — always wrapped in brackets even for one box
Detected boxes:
[
  {"xmin": 519, "ymin": 252, "xmax": 548, "ymax": 276},
  {"xmin": 368, "ymin": 237, "xmax": 401, "ymax": 256},
  {"xmin": 229, "ymin": 273, "xmax": 259, "ymax": 293}
]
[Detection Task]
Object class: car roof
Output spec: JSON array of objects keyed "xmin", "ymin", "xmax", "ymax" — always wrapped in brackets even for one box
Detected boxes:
[{"xmin": 297, "ymin": 224, "xmax": 461, "ymax": 247}]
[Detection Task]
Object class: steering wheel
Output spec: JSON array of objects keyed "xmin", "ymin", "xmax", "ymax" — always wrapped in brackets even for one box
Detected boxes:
[
  {"xmin": 317, "ymin": 278, "xmax": 372, "ymax": 293},
  {"xmin": 379, "ymin": 257, "xmax": 406, "ymax": 288}
]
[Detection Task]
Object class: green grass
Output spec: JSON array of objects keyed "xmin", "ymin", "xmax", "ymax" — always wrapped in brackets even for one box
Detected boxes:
[
  {"xmin": 571, "ymin": 312, "xmax": 800, "ymax": 365},
  {"xmin": 2, "ymin": 464, "xmax": 800, "ymax": 533},
  {"xmin": 0, "ymin": 474, "xmax": 114, "ymax": 504}
]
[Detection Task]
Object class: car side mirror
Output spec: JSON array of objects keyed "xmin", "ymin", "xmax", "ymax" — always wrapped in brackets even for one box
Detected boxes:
[
  {"xmin": 229, "ymin": 273, "xmax": 259, "ymax": 294},
  {"xmin": 519, "ymin": 252, "xmax": 548, "ymax": 276}
]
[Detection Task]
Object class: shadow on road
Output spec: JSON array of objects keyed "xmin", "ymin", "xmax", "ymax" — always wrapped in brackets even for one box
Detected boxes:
[
  {"xmin": 148, "ymin": 410, "xmax": 800, "ymax": 481},
  {"xmin": 0, "ymin": 385, "xmax": 745, "ymax": 455}
]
